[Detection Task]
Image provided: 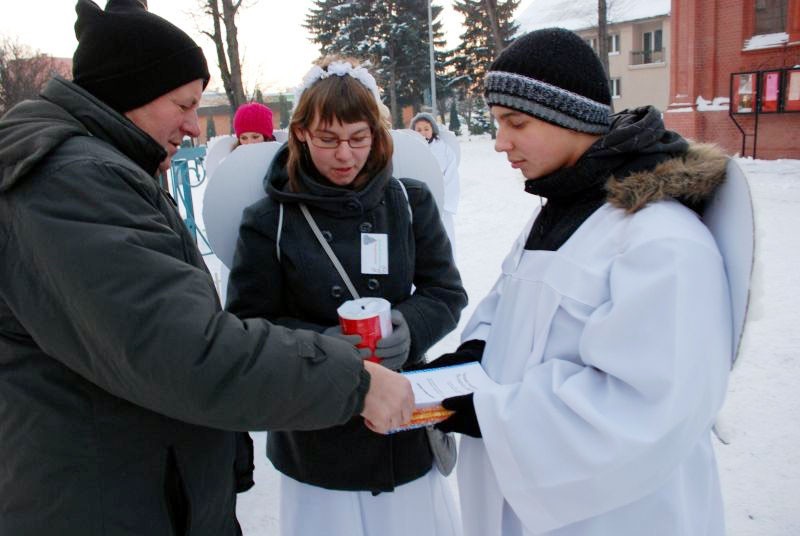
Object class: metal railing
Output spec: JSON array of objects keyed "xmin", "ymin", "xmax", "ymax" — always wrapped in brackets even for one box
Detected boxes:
[
  {"xmin": 630, "ymin": 49, "xmax": 665, "ymax": 65},
  {"xmin": 169, "ymin": 146, "xmax": 214, "ymax": 256}
]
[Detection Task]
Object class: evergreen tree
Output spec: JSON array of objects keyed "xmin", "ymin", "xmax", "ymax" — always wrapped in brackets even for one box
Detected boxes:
[
  {"xmin": 253, "ymin": 88, "xmax": 265, "ymax": 104},
  {"xmin": 451, "ymin": 0, "xmax": 519, "ymax": 136},
  {"xmin": 449, "ymin": 99, "xmax": 461, "ymax": 135},
  {"xmin": 278, "ymin": 94, "xmax": 291, "ymax": 129},
  {"xmin": 304, "ymin": 0, "xmax": 375, "ymax": 59},
  {"xmin": 206, "ymin": 117, "xmax": 217, "ymax": 140},
  {"xmin": 305, "ymin": 1, "xmax": 446, "ymax": 127}
]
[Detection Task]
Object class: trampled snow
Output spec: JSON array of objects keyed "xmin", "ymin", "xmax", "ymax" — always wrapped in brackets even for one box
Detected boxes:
[{"xmin": 191, "ymin": 137, "xmax": 799, "ymax": 535}]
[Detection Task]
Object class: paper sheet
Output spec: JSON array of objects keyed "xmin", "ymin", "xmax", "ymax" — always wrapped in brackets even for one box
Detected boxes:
[{"xmin": 391, "ymin": 363, "xmax": 496, "ymax": 432}]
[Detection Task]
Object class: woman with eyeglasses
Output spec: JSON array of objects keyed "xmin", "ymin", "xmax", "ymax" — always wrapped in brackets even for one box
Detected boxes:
[{"xmin": 226, "ymin": 57, "xmax": 467, "ymax": 536}]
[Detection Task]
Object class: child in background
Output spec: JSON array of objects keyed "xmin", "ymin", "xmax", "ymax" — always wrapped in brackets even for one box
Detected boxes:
[
  {"xmin": 410, "ymin": 112, "xmax": 460, "ymax": 250},
  {"xmin": 233, "ymin": 102, "xmax": 276, "ymax": 145}
]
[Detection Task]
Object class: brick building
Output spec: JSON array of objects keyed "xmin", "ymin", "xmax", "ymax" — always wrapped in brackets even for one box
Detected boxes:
[
  {"xmin": 197, "ymin": 91, "xmax": 293, "ymax": 145},
  {"xmin": 665, "ymin": 0, "xmax": 800, "ymax": 158},
  {"xmin": 516, "ymin": 0, "xmax": 672, "ymax": 113}
]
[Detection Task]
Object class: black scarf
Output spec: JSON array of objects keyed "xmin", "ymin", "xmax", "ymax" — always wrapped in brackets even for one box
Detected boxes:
[{"xmin": 523, "ymin": 106, "xmax": 689, "ymax": 251}]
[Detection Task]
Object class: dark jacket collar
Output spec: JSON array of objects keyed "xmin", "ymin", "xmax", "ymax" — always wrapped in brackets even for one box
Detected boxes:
[
  {"xmin": 0, "ymin": 76, "xmax": 166, "ymax": 193},
  {"xmin": 521, "ymin": 106, "xmax": 728, "ymax": 252},
  {"xmin": 265, "ymin": 144, "xmax": 393, "ymax": 216},
  {"xmin": 524, "ymin": 105, "xmax": 726, "ymax": 213}
]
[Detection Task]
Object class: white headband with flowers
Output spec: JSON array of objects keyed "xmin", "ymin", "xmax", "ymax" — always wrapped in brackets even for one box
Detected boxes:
[{"xmin": 294, "ymin": 60, "xmax": 382, "ymax": 108}]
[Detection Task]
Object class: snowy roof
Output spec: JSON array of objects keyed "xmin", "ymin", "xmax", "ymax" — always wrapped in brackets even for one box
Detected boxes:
[
  {"xmin": 517, "ymin": 0, "xmax": 671, "ymax": 33},
  {"xmin": 200, "ymin": 91, "xmax": 230, "ymax": 108}
]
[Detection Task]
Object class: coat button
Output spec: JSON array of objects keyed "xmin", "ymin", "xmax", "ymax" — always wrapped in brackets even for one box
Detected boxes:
[
  {"xmin": 322, "ymin": 230, "xmax": 333, "ymax": 242},
  {"xmin": 331, "ymin": 285, "xmax": 344, "ymax": 298},
  {"xmin": 359, "ymin": 222, "xmax": 373, "ymax": 233},
  {"xmin": 346, "ymin": 201, "xmax": 359, "ymax": 211},
  {"xmin": 367, "ymin": 278, "xmax": 380, "ymax": 291}
]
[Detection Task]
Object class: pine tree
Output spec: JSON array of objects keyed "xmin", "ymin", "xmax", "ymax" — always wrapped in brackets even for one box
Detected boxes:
[
  {"xmin": 449, "ymin": 99, "xmax": 461, "ymax": 135},
  {"xmin": 451, "ymin": 0, "xmax": 519, "ymax": 136},
  {"xmin": 305, "ymin": 0, "xmax": 375, "ymax": 59},
  {"xmin": 278, "ymin": 94, "xmax": 291, "ymax": 129},
  {"xmin": 206, "ymin": 117, "xmax": 217, "ymax": 140},
  {"xmin": 305, "ymin": 1, "xmax": 446, "ymax": 127}
]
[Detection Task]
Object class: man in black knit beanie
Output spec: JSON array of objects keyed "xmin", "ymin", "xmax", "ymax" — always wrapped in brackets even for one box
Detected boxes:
[
  {"xmin": 0, "ymin": 2, "xmax": 415, "ymax": 534},
  {"xmin": 427, "ymin": 27, "xmax": 733, "ymax": 536}
]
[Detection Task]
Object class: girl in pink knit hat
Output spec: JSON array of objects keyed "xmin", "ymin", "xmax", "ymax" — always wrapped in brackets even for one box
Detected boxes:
[{"xmin": 233, "ymin": 102, "xmax": 276, "ymax": 145}]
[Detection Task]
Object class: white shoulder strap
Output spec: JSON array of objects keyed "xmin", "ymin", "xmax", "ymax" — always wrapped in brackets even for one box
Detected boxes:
[
  {"xmin": 276, "ymin": 203, "xmax": 284, "ymax": 262},
  {"xmin": 395, "ymin": 178, "xmax": 413, "ymax": 223}
]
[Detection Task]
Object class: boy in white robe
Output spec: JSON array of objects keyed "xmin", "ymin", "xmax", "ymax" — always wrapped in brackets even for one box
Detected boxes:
[{"xmin": 425, "ymin": 27, "xmax": 732, "ymax": 536}]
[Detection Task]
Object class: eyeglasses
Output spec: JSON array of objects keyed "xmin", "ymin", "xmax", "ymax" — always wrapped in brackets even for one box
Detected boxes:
[{"xmin": 306, "ymin": 130, "xmax": 373, "ymax": 149}]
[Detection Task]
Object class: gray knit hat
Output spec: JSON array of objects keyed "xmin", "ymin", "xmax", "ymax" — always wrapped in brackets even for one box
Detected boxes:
[
  {"xmin": 484, "ymin": 28, "xmax": 612, "ymax": 134},
  {"xmin": 410, "ymin": 112, "xmax": 439, "ymax": 138}
]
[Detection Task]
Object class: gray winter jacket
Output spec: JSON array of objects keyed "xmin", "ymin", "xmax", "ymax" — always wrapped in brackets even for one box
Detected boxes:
[{"xmin": 0, "ymin": 77, "xmax": 369, "ymax": 535}]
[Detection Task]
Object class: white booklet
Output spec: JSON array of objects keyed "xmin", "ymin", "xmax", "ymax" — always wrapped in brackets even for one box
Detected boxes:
[
  {"xmin": 405, "ymin": 362, "xmax": 496, "ymax": 407},
  {"xmin": 393, "ymin": 362, "xmax": 496, "ymax": 431}
]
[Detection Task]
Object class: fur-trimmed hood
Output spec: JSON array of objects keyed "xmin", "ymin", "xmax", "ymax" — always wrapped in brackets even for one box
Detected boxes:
[
  {"xmin": 522, "ymin": 106, "xmax": 729, "ymax": 252},
  {"xmin": 606, "ymin": 142, "xmax": 728, "ymax": 213}
]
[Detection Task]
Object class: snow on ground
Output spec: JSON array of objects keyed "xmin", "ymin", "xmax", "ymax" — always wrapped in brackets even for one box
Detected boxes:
[
  {"xmin": 714, "ymin": 158, "xmax": 800, "ymax": 536},
  {"xmin": 191, "ymin": 138, "xmax": 800, "ymax": 535}
]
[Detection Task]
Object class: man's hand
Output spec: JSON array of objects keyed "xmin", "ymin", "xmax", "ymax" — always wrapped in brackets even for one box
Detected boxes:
[{"xmin": 360, "ymin": 360, "xmax": 415, "ymax": 434}]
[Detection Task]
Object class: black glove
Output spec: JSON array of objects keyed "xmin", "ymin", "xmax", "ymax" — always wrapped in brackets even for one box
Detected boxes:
[
  {"xmin": 374, "ymin": 310, "xmax": 411, "ymax": 370},
  {"xmin": 435, "ymin": 393, "xmax": 482, "ymax": 438},
  {"xmin": 417, "ymin": 339, "xmax": 486, "ymax": 370},
  {"xmin": 322, "ymin": 325, "xmax": 371, "ymax": 359}
]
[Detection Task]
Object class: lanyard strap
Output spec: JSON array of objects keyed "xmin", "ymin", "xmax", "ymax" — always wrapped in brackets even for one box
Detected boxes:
[
  {"xmin": 282, "ymin": 179, "xmax": 413, "ymax": 299},
  {"xmin": 299, "ymin": 203, "xmax": 360, "ymax": 300}
]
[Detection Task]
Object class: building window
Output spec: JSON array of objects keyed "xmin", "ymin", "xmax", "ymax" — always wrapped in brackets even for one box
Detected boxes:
[
  {"xmin": 631, "ymin": 29, "xmax": 664, "ymax": 65},
  {"xmin": 585, "ymin": 37, "xmax": 597, "ymax": 50},
  {"xmin": 643, "ymin": 29, "xmax": 663, "ymax": 53},
  {"xmin": 632, "ymin": 29, "xmax": 664, "ymax": 64},
  {"xmin": 609, "ymin": 78, "xmax": 621, "ymax": 98},
  {"xmin": 754, "ymin": 0, "xmax": 788, "ymax": 35},
  {"xmin": 607, "ymin": 33, "xmax": 620, "ymax": 54}
]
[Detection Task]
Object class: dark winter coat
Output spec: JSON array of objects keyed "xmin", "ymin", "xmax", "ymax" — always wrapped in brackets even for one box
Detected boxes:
[
  {"xmin": 226, "ymin": 146, "xmax": 467, "ymax": 492},
  {"xmin": 0, "ymin": 77, "xmax": 369, "ymax": 535}
]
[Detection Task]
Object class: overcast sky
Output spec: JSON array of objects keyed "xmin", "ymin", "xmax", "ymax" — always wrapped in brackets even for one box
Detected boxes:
[{"xmin": 0, "ymin": 1, "xmax": 533, "ymax": 94}]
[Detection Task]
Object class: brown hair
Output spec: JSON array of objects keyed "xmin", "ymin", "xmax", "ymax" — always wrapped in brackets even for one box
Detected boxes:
[{"xmin": 287, "ymin": 57, "xmax": 393, "ymax": 191}]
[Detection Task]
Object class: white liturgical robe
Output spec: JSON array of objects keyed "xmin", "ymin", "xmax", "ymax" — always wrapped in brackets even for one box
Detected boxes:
[{"xmin": 457, "ymin": 199, "xmax": 731, "ymax": 536}]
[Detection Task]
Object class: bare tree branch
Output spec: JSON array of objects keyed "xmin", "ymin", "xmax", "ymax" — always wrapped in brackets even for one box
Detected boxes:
[
  {"xmin": 195, "ymin": 0, "xmax": 252, "ymax": 113},
  {"xmin": 0, "ymin": 38, "xmax": 62, "ymax": 115}
]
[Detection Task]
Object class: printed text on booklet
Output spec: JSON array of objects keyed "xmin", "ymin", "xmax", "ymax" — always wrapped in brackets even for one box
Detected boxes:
[{"xmin": 392, "ymin": 363, "xmax": 496, "ymax": 432}]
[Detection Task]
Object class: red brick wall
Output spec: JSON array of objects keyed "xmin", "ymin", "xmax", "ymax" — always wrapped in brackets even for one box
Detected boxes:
[
  {"xmin": 669, "ymin": 110, "xmax": 800, "ymax": 159},
  {"xmin": 665, "ymin": 0, "xmax": 800, "ymax": 158}
]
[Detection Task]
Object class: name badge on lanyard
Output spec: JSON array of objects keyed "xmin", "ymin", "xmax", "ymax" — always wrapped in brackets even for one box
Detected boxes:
[{"xmin": 361, "ymin": 233, "xmax": 389, "ymax": 274}]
